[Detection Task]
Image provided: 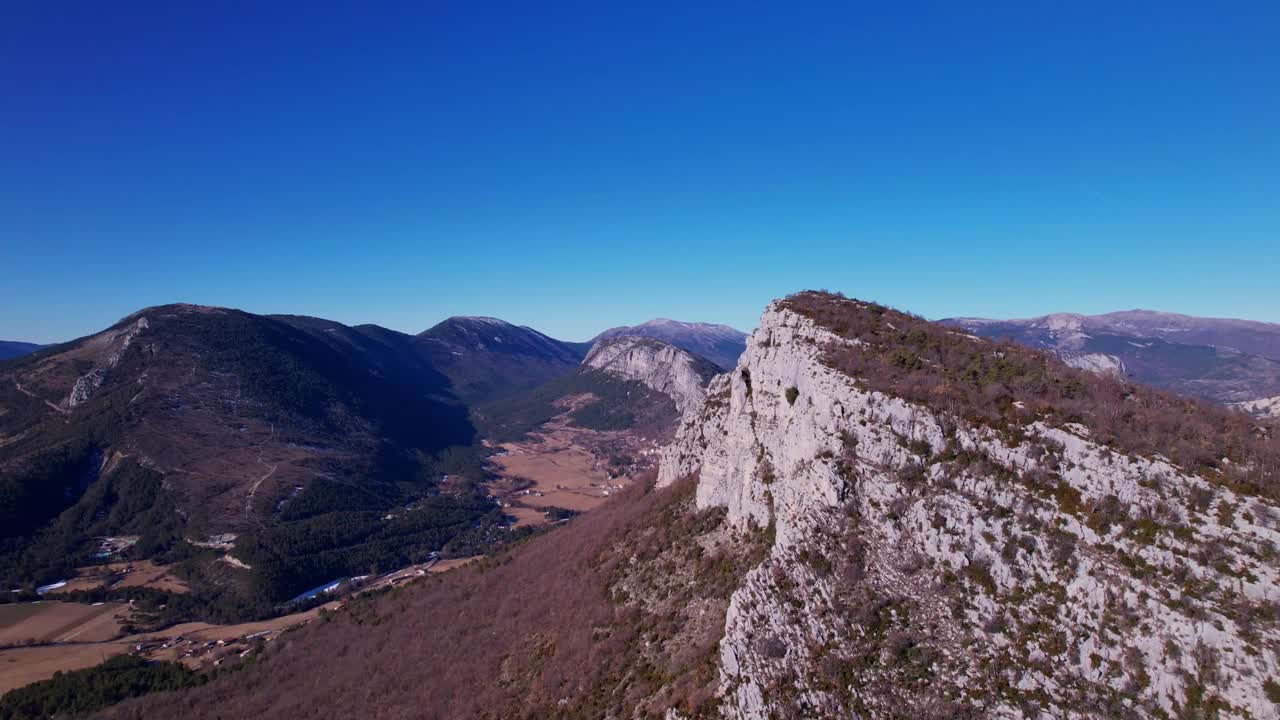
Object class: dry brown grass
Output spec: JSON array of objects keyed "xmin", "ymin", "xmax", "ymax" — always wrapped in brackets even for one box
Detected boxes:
[
  {"xmin": 0, "ymin": 602, "xmax": 126, "ymax": 646},
  {"xmin": 0, "ymin": 641, "xmax": 135, "ymax": 695},
  {"xmin": 487, "ymin": 418, "xmax": 636, "ymax": 523},
  {"xmin": 427, "ymin": 557, "xmax": 480, "ymax": 574}
]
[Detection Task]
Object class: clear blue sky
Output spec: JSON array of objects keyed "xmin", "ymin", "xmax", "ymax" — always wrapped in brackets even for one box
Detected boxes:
[{"xmin": 3, "ymin": 2, "xmax": 1277, "ymax": 344}]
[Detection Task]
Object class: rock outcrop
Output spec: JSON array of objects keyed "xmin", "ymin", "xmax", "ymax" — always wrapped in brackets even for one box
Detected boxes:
[
  {"xmin": 583, "ymin": 335, "xmax": 720, "ymax": 414},
  {"xmin": 67, "ymin": 316, "xmax": 149, "ymax": 408},
  {"xmin": 661, "ymin": 295, "xmax": 1280, "ymax": 720},
  {"xmin": 1235, "ymin": 395, "xmax": 1280, "ymax": 419}
]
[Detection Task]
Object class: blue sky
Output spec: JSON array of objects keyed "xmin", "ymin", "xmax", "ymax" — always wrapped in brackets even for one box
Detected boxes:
[{"xmin": 2, "ymin": 3, "xmax": 1277, "ymax": 343}]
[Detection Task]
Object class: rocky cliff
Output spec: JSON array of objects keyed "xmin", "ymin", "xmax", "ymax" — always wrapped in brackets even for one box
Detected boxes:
[
  {"xmin": 661, "ymin": 293, "xmax": 1280, "ymax": 719},
  {"xmin": 594, "ymin": 319, "xmax": 749, "ymax": 370},
  {"xmin": 583, "ymin": 335, "xmax": 721, "ymax": 414}
]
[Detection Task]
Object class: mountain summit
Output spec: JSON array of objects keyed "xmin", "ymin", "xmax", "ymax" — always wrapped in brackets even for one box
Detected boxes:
[
  {"xmin": 582, "ymin": 335, "xmax": 721, "ymax": 415},
  {"xmin": 420, "ymin": 316, "xmax": 586, "ymax": 361},
  {"xmin": 594, "ymin": 318, "xmax": 747, "ymax": 370},
  {"xmin": 418, "ymin": 316, "xmax": 590, "ymax": 403}
]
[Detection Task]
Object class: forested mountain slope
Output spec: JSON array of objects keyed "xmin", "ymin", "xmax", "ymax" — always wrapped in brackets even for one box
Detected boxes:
[
  {"xmin": 0, "ymin": 304, "xmax": 489, "ymax": 608},
  {"xmin": 418, "ymin": 316, "xmax": 591, "ymax": 404}
]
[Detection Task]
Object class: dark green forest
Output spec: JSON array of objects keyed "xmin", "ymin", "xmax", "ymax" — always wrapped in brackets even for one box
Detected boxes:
[{"xmin": 474, "ymin": 369, "xmax": 676, "ymax": 442}]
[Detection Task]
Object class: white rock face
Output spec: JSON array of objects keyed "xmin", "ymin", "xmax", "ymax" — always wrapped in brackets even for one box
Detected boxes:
[
  {"xmin": 583, "ymin": 335, "xmax": 720, "ymax": 414},
  {"xmin": 67, "ymin": 317, "xmax": 149, "ymax": 408},
  {"xmin": 1059, "ymin": 351, "xmax": 1124, "ymax": 376},
  {"xmin": 659, "ymin": 301, "xmax": 1280, "ymax": 720},
  {"xmin": 1234, "ymin": 395, "xmax": 1280, "ymax": 419}
]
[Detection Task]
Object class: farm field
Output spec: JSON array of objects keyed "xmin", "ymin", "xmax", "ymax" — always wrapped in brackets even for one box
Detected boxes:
[
  {"xmin": 0, "ymin": 601, "xmax": 336, "ymax": 694},
  {"xmin": 501, "ymin": 505, "xmax": 547, "ymax": 527},
  {"xmin": 427, "ymin": 557, "xmax": 479, "ymax": 573},
  {"xmin": 0, "ymin": 640, "xmax": 135, "ymax": 694},
  {"xmin": 59, "ymin": 559, "xmax": 190, "ymax": 594},
  {"xmin": 488, "ymin": 423, "xmax": 629, "ymax": 519},
  {"xmin": 0, "ymin": 601, "xmax": 126, "ymax": 646}
]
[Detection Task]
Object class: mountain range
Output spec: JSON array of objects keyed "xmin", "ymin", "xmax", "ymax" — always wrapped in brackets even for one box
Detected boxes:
[
  {"xmin": 416, "ymin": 316, "xmax": 592, "ymax": 404},
  {"xmin": 0, "ymin": 305, "xmax": 736, "ymax": 616},
  {"xmin": 97, "ymin": 291, "xmax": 1280, "ymax": 720},
  {"xmin": 942, "ymin": 310, "xmax": 1280, "ymax": 408},
  {"xmin": 3, "ymin": 298, "xmax": 1280, "ymax": 719}
]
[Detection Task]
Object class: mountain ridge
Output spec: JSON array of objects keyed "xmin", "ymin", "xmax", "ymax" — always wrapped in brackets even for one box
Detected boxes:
[
  {"xmin": 594, "ymin": 318, "xmax": 748, "ymax": 370},
  {"xmin": 942, "ymin": 309, "xmax": 1280, "ymax": 408},
  {"xmin": 417, "ymin": 316, "xmax": 591, "ymax": 404},
  {"xmin": 101, "ymin": 291, "xmax": 1280, "ymax": 720}
]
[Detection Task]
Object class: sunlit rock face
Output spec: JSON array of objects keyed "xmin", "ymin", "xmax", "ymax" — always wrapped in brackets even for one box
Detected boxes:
[
  {"xmin": 583, "ymin": 335, "xmax": 720, "ymax": 414},
  {"xmin": 660, "ymin": 297, "xmax": 1280, "ymax": 720}
]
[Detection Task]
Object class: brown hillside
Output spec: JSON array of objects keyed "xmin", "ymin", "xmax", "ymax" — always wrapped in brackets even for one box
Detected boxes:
[{"xmin": 101, "ymin": 474, "xmax": 769, "ymax": 720}]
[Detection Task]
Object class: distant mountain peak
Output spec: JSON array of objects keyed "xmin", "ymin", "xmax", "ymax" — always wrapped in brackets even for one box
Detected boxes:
[
  {"xmin": 583, "ymin": 335, "xmax": 721, "ymax": 414},
  {"xmin": 450, "ymin": 315, "xmax": 515, "ymax": 326},
  {"xmin": 0, "ymin": 340, "xmax": 45, "ymax": 361},
  {"xmin": 594, "ymin": 318, "xmax": 748, "ymax": 370},
  {"xmin": 417, "ymin": 315, "xmax": 590, "ymax": 403}
]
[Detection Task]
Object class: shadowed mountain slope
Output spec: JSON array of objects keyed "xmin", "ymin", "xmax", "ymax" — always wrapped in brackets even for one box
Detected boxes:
[
  {"xmin": 418, "ymin": 316, "xmax": 591, "ymax": 404},
  {"xmin": 0, "ymin": 304, "xmax": 489, "ymax": 607},
  {"xmin": 0, "ymin": 341, "xmax": 43, "ymax": 361}
]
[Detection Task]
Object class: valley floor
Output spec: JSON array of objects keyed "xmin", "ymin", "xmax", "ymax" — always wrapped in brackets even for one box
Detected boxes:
[
  {"xmin": 0, "ymin": 553, "xmax": 486, "ymax": 695},
  {"xmin": 484, "ymin": 409, "xmax": 657, "ymax": 527}
]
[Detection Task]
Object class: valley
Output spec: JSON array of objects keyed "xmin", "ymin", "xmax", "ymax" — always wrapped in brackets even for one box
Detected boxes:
[
  {"xmin": 485, "ymin": 406, "xmax": 651, "ymax": 526},
  {"xmin": 0, "ymin": 601, "xmax": 333, "ymax": 695},
  {"xmin": 3, "ymin": 295, "xmax": 1278, "ymax": 719},
  {"xmin": 0, "ymin": 308, "xmax": 730, "ymax": 713}
]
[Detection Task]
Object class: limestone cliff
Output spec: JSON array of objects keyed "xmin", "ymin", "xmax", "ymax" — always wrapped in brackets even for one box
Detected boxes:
[
  {"xmin": 660, "ymin": 294, "xmax": 1280, "ymax": 720},
  {"xmin": 583, "ymin": 335, "xmax": 720, "ymax": 414}
]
